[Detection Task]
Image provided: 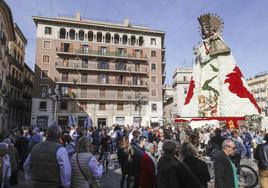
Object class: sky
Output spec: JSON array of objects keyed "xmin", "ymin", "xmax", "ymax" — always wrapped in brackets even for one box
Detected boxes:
[{"xmin": 5, "ymin": 0, "xmax": 268, "ymax": 84}]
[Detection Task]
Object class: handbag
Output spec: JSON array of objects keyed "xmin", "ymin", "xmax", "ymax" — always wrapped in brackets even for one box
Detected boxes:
[
  {"xmin": 181, "ymin": 161, "xmax": 205, "ymax": 188},
  {"xmin": 76, "ymin": 153, "xmax": 101, "ymax": 188}
]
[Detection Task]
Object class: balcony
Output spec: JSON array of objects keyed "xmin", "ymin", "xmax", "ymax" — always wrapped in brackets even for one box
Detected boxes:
[
  {"xmin": 9, "ymin": 76, "xmax": 23, "ymax": 89},
  {"xmin": 11, "ymin": 57, "xmax": 24, "ymax": 71},
  {"xmin": 55, "ymin": 61, "xmax": 148, "ymax": 75},
  {"xmin": 23, "ymin": 78, "xmax": 34, "ymax": 88},
  {"xmin": 55, "ymin": 77, "xmax": 149, "ymax": 89},
  {"xmin": 22, "ymin": 93, "xmax": 32, "ymax": 100},
  {"xmin": 62, "ymin": 93, "xmax": 149, "ymax": 102},
  {"xmin": 56, "ymin": 47, "xmax": 148, "ymax": 61}
]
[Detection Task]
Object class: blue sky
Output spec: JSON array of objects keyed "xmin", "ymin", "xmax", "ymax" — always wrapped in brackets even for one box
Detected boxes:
[{"xmin": 6, "ymin": 0, "xmax": 268, "ymax": 84}]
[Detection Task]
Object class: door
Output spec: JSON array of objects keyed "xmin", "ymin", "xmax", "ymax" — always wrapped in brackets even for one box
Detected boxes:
[{"xmin": 97, "ymin": 118, "xmax": 106, "ymax": 128}]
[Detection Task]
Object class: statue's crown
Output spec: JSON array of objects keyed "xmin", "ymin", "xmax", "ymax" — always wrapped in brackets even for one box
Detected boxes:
[{"xmin": 198, "ymin": 13, "xmax": 211, "ymax": 28}]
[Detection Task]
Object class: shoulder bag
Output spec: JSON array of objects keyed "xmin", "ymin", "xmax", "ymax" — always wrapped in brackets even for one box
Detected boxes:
[{"xmin": 76, "ymin": 153, "xmax": 101, "ymax": 188}]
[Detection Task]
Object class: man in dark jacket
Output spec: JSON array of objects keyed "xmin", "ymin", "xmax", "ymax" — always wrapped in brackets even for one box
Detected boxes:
[
  {"xmin": 207, "ymin": 128, "xmax": 225, "ymax": 160},
  {"xmin": 254, "ymin": 133, "xmax": 268, "ymax": 187},
  {"xmin": 214, "ymin": 139, "xmax": 238, "ymax": 188}
]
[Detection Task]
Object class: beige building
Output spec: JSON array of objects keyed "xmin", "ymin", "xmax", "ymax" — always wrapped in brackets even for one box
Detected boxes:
[
  {"xmin": 31, "ymin": 13, "xmax": 165, "ymax": 128},
  {"xmin": 0, "ymin": 0, "xmax": 15, "ymax": 131},
  {"xmin": 172, "ymin": 67, "xmax": 193, "ymax": 117},
  {"xmin": 8, "ymin": 24, "xmax": 28, "ymax": 128},
  {"xmin": 247, "ymin": 72, "xmax": 268, "ymax": 116},
  {"xmin": 163, "ymin": 85, "xmax": 174, "ymax": 124}
]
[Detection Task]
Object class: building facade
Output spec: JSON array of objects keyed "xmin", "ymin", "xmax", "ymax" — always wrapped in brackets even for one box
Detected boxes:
[
  {"xmin": 247, "ymin": 72, "xmax": 268, "ymax": 116},
  {"xmin": 163, "ymin": 85, "xmax": 174, "ymax": 124},
  {"xmin": 22, "ymin": 63, "xmax": 34, "ymax": 126},
  {"xmin": 31, "ymin": 13, "xmax": 165, "ymax": 128},
  {"xmin": 0, "ymin": 0, "xmax": 15, "ymax": 132},
  {"xmin": 172, "ymin": 67, "xmax": 192, "ymax": 117}
]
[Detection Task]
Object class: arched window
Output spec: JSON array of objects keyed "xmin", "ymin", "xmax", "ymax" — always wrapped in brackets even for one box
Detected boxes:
[
  {"xmin": 131, "ymin": 35, "xmax": 136, "ymax": 46},
  {"xmin": 105, "ymin": 33, "xmax": 111, "ymax": 43},
  {"xmin": 122, "ymin": 34, "xmax": 127, "ymax": 45},
  {"xmin": 59, "ymin": 28, "xmax": 66, "ymax": 39},
  {"xmin": 114, "ymin": 33, "xmax": 119, "ymax": 44},
  {"xmin": 79, "ymin": 30, "xmax": 84, "ymax": 41},
  {"xmin": 138, "ymin": 36, "xmax": 144, "ymax": 46},
  {"xmin": 69, "ymin": 29, "xmax": 75, "ymax": 40},
  {"xmin": 88, "ymin": 31, "xmax": 93, "ymax": 41},
  {"xmin": 97, "ymin": 32, "xmax": 102, "ymax": 42}
]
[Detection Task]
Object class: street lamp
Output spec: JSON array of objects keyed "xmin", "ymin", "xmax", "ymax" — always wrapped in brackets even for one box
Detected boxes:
[
  {"xmin": 49, "ymin": 83, "xmax": 62, "ymax": 123},
  {"xmin": 135, "ymin": 93, "xmax": 145, "ymax": 127}
]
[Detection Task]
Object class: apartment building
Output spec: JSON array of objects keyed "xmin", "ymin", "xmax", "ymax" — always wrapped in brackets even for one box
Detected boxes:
[
  {"xmin": 0, "ymin": 0, "xmax": 15, "ymax": 131},
  {"xmin": 31, "ymin": 13, "xmax": 165, "ymax": 128},
  {"xmin": 247, "ymin": 72, "xmax": 268, "ymax": 116},
  {"xmin": 163, "ymin": 85, "xmax": 174, "ymax": 124},
  {"xmin": 172, "ymin": 67, "xmax": 193, "ymax": 117}
]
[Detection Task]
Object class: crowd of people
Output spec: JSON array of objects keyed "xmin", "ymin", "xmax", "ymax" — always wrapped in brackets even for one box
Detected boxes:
[{"xmin": 0, "ymin": 123, "xmax": 267, "ymax": 188}]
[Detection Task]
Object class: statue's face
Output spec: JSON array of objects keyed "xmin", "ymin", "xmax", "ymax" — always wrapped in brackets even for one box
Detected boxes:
[{"xmin": 202, "ymin": 25, "xmax": 211, "ymax": 38}]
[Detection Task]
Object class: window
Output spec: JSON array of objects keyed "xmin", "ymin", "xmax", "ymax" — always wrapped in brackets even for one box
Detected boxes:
[
  {"xmin": 81, "ymin": 73, "xmax": 88, "ymax": 83},
  {"xmin": 40, "ymin": 85, "xmax": 48, "ymax": 95},
  {"xmin": 116, "ymin": 62, "xmax": 126, "ymax": 70},
  {"xmin": 135, "ymin": 49, "xmax": 140, "ymax": 58},
  {"xmin": 41, "ymin": 70, "xmax": 49, "ymax": 78},
  {"xmin": 151, "ymin": 90, "xmax": 157, "ymax": 97},
  {"xmin": 151, "ymin": 76, "xmax": 157, "ymax": 84},
  {"xmin": 97, "ymin": 32, "xmax": 102, "ymax": 42},
  {"xmin": 133, "ymin": 117, "xmax": 142, "ymax": 124},
  {"xmin": 39, "ymin": 101, "xmax": 47, "ymax": 111},
  {"xmin": 122, "ymin": 35, "xmax": 128, "ymax": 45},
  {"xmin": 151, "ymin": 103, "xmax": 157, "ymax": 111},
  {"xmin": 151, "ymin": 38, "xmax": 156, "ymax": 45},
  {"xmin": 43, "ymin": 55, "xmax": 50, "ymax": 63},
  {"xmin": 61, "ymin": 86, "xmax": 68, "ymax": 96},
  {"xmin": 98, "ymin": 73, "xmax": 108, "ymax": 84},
  {"xmin": 100, "ymin": 46, "xmax": 107, "ymax": 55},
  {"xmin": 60, "ymin": 101, "xmax": 68, "ymax": 110},
  {"xmin": 44, "ymin": 27, "xmax": 52, "ymax": 35},
  {"xmin": 81, "ymin": 89, "xmax": 87, "ymax": 98},
  {"xmin": 82, "ymin": 59, "xmax": 88, "ymax": 68},
  {"xmin": 117, "ymin": 103, "xmax": 124, "ymax": 110},
  {"xmin": 151, "ymin": 63, "xmax": 156, "ymax": 70},
  {"xmin": 114, "ymin": 34, "xmax": 119, "ymax": 44},
  {"xmin": 183, "ymin": 76, "xmax": 187, "ymax": 81},
  {"xmin": 43, "ymin": 41, "xmax": 51, "ymax": 49},
  {"xmin": 59, "ymin": 28, "xmax": 66, "ymax": 39},
  {"xmin": 82, "ymin": 45, "xmax": 89, "ymax": 53},
  {"xmin": 184, "ymin": 87, "xmax": 188, "ymax": 94},
  {"xmin": 99, "ymin": 103, "xmax": 106, "ymax": 110},
  {"xmin": 151, "ymin": 51, "xmax": 156, "ymax": 57},
  {"xmin": 88, "ymin": 31, "xmax": 93, "ymax": 41},
  {"xmin": 118, "ymin": 48, "xmax": 125, "ymax": 56},
  {"xmin": 98, "ymin": 61, "xmax": 109, "ymax": 69},
  {"xmin": 100, "ymin": 89, "xmax": 105, "ymax": 98},
  {"xmin": 115, "ymin": 117, "xmax": 125, "ymax": 125},
  {"xmin": 62, "ymin": 73, "xmax": 68, "ymax": 82},
  {"xmin": 80, "ymin": 102, "xmax": 87, "ymax": 110},
  {"xmin": 79, "ymin": 30, "xmax": 84, "ymax": 41}
]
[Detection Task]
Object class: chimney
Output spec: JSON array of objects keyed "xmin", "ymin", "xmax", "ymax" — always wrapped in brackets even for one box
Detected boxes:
[
  {"xmin": 76, "ymin": 11, "xmax": 81, "ymax": 21},
  {"xmin": 124, "ymin": 18, "xmax": 130, "ymax": 27}
]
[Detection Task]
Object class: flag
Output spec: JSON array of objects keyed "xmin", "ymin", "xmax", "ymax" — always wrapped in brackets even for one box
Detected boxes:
[
  {"xmin": 83, "ymin": 116, "xmax": 93, "ymax": 129},
  {"xmin": 67, "ymin": 115, "xmax": 75, "ymax": 128}
]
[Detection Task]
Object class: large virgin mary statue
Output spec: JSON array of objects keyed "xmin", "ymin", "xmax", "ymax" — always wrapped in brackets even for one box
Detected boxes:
[{"xmin": 181, "ymin": 13, "xmax": 260, "ymax": 118}]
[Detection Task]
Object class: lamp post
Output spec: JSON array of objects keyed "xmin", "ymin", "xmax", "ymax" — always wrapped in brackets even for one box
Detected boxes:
[
  {"xmin": 49, "ymin": 84, "xmax": 61, "ymax": 124},
  {"xmin": 135, "ymin": 93, "xmax": 145, "ymax": 127}
]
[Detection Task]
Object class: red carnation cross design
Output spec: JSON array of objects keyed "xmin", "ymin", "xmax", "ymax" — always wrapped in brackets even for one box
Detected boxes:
[{"xmin": 224, "ymin": 66, "xmax": 261, "ymax": 113}]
